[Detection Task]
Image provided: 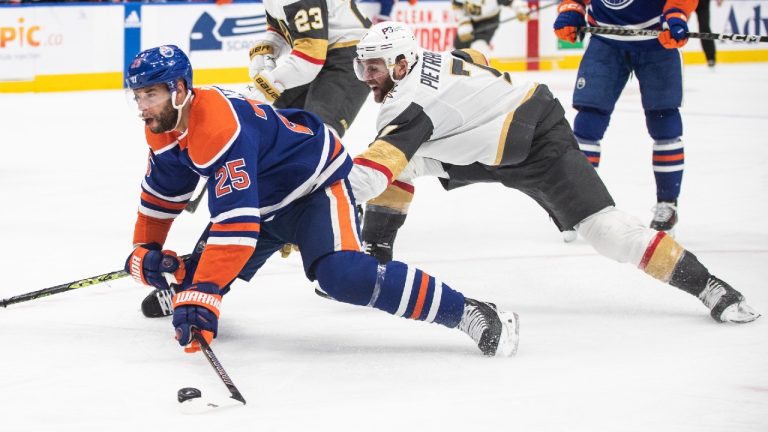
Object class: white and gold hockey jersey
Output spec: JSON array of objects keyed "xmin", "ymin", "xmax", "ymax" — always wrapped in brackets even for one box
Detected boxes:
[
  {"xmin": 258, "ymin": 0, "xmax": 371, "ymax": 89},
  {"xmin": 351, "ymin": 49, "xmax": 562, "ymax": 209}
]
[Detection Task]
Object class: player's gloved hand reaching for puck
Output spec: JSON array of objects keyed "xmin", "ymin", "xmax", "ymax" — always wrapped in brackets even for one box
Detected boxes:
[
  {"xmin": 125, "ymin": 243, "xmax": 185, "ymax": 290},
  {"xmin": 172, "ymin": 282, "xmax": 222, "ymax": 353}
]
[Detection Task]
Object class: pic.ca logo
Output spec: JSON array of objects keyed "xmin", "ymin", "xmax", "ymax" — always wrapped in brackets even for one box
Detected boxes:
[
  {"xmin": 0, "ymin": 17, "xmax": 63, "ymax": 49},
  {"xmin": 1, "ymin": 18, "xmax": 39, "ymax": 48}
]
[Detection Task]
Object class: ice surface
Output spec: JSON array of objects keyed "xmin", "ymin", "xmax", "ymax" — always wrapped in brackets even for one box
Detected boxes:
[{"xmin": 0, "ymin": 63, "xmax": 766, "ymax": 432}]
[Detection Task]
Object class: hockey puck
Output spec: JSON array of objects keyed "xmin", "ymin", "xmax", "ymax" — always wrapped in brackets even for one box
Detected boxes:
[{"xmin": 177, "ymin": 387, "xmax": 202, "ymax": 403}]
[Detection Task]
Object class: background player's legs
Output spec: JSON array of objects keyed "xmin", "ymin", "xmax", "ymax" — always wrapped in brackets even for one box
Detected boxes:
[
  {"xmin": 572, "ymin": 37, "xmax": 631, "ymax": 169},
  {"xmin": 634, "ymin": 49, "xmax": 684, "ymax": 232},
  {"xmin": 696, "ymin": 0, "xmax": 716, "ymax": 66},
  {"xmin": 303, "ymin": 46, "xmax": 371, "ymax": 138}
]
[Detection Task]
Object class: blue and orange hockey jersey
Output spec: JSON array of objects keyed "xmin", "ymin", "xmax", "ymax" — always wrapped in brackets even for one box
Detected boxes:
[
  {"xmin": 133, "ymin": 86, "xmax": 351, "ymax": 287},
  {"xmin": 584, "ymin": 0, "xmax": 698, "ymax": 50}
]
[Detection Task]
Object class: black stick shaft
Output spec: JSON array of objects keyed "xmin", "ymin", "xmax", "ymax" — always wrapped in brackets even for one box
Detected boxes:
[
  {"xmin": 582, "ymin": 26, "xmax": 768, "ymax": 43},
  {"xmin": 184, "ymin": 188, "xmax": 207, "ymax": 213},
  {"xmin": 193, "ymin": 332, "xmax": 246, "ymax": 404},
  {"xmin": 1, "ymin": 254, "xmax": 191, "ymax": 308}
]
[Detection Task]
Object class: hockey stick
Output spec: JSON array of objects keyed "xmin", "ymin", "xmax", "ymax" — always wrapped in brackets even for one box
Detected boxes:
[
  {"xmin": 580, "ymin": 26, "xmax": 768, "ymax": 43},
  {"xmin": 194, "ymin": 331, "xmax": 246, "ymax": 405},
  {"xmin": 178, "ymin": 331, "xmax": 247, "ymax": 414},
  {"xmin": 0, "ymin": 254, "xmax": 191, "ymax": 308},
  {"xmin": 472, "ymin": 1, "xmax": 559, "ymax": 34},
  {"xmin": 185, "ymin": 188, "xmax": 207, "ymax": 213}
]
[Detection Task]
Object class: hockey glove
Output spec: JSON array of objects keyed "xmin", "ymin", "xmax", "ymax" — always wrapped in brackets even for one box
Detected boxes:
[
  {"xmin": 658, "ymin": 8, "xmax": 689, "ymax": 49},
  {"xmin": 511, "ymin": 0, "xmax": 530, "ymax": 21},
  {"xmin": 553, "ymin": 0, "xmax": 586, "ymax": 43},
  {"xmin": 251, "ymin": 70, "xmax": 285, "ymax": 104},
  {"xmin": 125, "ymin": 243, "xmax": 186, "ymax": 291},
  {"xmin": 172, "ymin": 283, "xmax": 222, "ymax": 353},
  {"xmin": 248, "ymin": 41, "xmax": 278, "ymax": 80},
  {"xmin": 457, "ymin": 21, "xmax": 474, "ymax": 43}
]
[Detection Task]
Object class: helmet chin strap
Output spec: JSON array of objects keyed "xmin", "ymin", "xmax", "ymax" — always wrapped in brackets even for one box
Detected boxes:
[{"xmin": 171, "ymin": 89, "xmax": 193, "ymax": 130}]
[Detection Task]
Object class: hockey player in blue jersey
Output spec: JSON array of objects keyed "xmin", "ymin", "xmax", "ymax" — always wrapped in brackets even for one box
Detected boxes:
[
  {"xmin": 554, "ymin": 0, "xmax": 697, "ymax": 234},
  {"xmin": 123, "ymin": 45, "xmax": 519, "ymax": 357}
]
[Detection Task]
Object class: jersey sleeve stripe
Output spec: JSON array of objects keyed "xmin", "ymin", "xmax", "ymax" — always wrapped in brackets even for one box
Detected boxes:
[
  {"xmin": 291, "ymin": 38, "xmax": 328, "ymax": 64},
  {"xmin": 353, "ymin": 156, "xmax": 394, "ymax": 183},
  {"xmin": 206, "ymin": 235, "xmax": 258, "ymax": 248},
  {"xmin": 141, "ymin": 179, "xmax": 195, "ymax": 202},
  {"xmin": 391, "ymin": 180, "xmax": 415, "ymax": 194},
  {"xmin": 210, "ymin": 222, "xmax": 261, "ymax": 233},
  {"xmin": 140, "ymin": 191, "xmax": 189, "ymax": 211},
  {"xmin": 138, "ymin": 204, "xmax": 178, "ymax": 219},
  {"xmin": 211, "ymin": 207, "xmax": 261, "ymax": 223}
]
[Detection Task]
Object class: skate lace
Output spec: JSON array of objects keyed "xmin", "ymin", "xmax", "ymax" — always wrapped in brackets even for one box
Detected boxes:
[
  {"xmin": 698, "ymin": 278, "xmax": 727, "ymax": 310},
  {"xmin": 458, "ymin": 305, "xmax": 488, "ymax": 344},
  {"xmin": 158, "ymin": 289, "xmax": 175, "ymax": 315},
  {"xmin": 651, "ymin": 202, "xmax": 677, "ymax": 223}
]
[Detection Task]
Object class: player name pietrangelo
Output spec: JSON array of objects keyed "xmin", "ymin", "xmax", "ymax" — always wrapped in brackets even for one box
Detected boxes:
[{"xmin": 419, "ymin": 51, "xmax": 442, "ymax": 90}]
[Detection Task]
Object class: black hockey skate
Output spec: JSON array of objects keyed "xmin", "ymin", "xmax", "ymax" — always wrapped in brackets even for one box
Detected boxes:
[
  {"xmin": 650, "ymin": 200, "xmax": 678, "ymax": 233},
  {"xmin": 458, "ymin": 298, "xmax": 519, "ymax": 356},
  {"xmin": 699, "ymin": 276, "xmax": 761, "ymax": 323},
  {"xmin": 141, "ymin": 286, "xmax": 175, "ymax": 318}
]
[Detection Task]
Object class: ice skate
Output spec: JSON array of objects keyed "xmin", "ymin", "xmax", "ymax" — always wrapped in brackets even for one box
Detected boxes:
[
  {"xmin": 699, "ymin": 276, "xmax": 761, "ymax": 323},
  {"xmin": 458, "ymin": 298, "xmax": 519, "ymax": 356},
  {"xmin": 562, "ymin": 230, "xmax": 577, "ymax": 243},
  {"xmin": 141, "ymin": 286, "xmax": 175, "ymax": 318},
  {"xmin": 650, "ymin": 200, "xmax": 678, "ymax": 234}
]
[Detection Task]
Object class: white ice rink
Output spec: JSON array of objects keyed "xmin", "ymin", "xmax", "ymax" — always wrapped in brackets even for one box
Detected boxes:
[{"xmin": 1, "ymin": 63, "xmax": 766, "ymax": 432}]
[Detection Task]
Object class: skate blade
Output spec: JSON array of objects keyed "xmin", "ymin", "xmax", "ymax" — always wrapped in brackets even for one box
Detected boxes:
[
  {"xmin": 495, "ymin": 312, "xmax": 520, "ymax": 357},
  {"xmin": 178, "ymin": 396, "xmax": 246, "ymax": 415},
  {"xmin": 720, "ymin": 302, "xmax": 761, "ymax": 324}
]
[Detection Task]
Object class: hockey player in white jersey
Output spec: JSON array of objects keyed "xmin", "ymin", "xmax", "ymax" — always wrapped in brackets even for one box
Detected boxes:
[
  {"xmin": 349, "ymin": 22, "xmax": 760, "ymax": 324},
  {"xmin": 248, "ymin": 0, "xmax": 371, "ymax": 138},
  {"xmin": 452, "ymin": 0, "xmax": 529, "ymax": 57}
]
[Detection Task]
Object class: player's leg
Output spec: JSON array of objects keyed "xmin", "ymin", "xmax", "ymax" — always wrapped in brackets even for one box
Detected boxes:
[
  {"xmin": 572, "ymin": 36, "xmax": 630, "ymax": 170},
  {"xmin": 577, "ymin": 207, "xmax": 760, "ymax": 323},
  {"xmin": 361, "ymin": 157, "xmax": 447, "ymax": 263},
  {"xmin": 287, "ymin": 179, "xmax": 519, "ymax": 356},
  {"xmin": 634, "ymin": 49, "xmax": 684, "ymax": 233},
  {"xmin": 509, "ymin": 119, "xmax": 758, "ymax": 323},
  {"xmin": 303, "ymin": 46, "xmax": 371, "ymax": 138}
]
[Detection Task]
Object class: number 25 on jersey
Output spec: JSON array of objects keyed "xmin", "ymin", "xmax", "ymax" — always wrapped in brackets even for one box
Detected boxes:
[{"xmin": 215, "ymin": 158, "xmax": 251, "ymax": 198}]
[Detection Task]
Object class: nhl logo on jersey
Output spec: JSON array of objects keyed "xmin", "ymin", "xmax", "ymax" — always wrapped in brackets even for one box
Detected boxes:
[
  {"xmin": 601, "ymin": 0, "xmax": 634, "ymax": 10},
  {"xmin": 576, "ymin": 77, "xmax": 586, "ymax": 89}
]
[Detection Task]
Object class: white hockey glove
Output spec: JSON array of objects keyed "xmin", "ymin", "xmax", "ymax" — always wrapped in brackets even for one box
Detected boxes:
[
  {"xmin": 248, "ymin": 41, "xmax": 279, "ymax": 80},
  {"xmin": 457, "ymin": 20, "xmax": 474, "ymax": 43},
  {"xmin": 251, "ymin": 70, "xmax": 285, "ymax": 104},
  {"xmin": 511, "ymin": 0, "xmax": 530, "ymax": 21}
]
